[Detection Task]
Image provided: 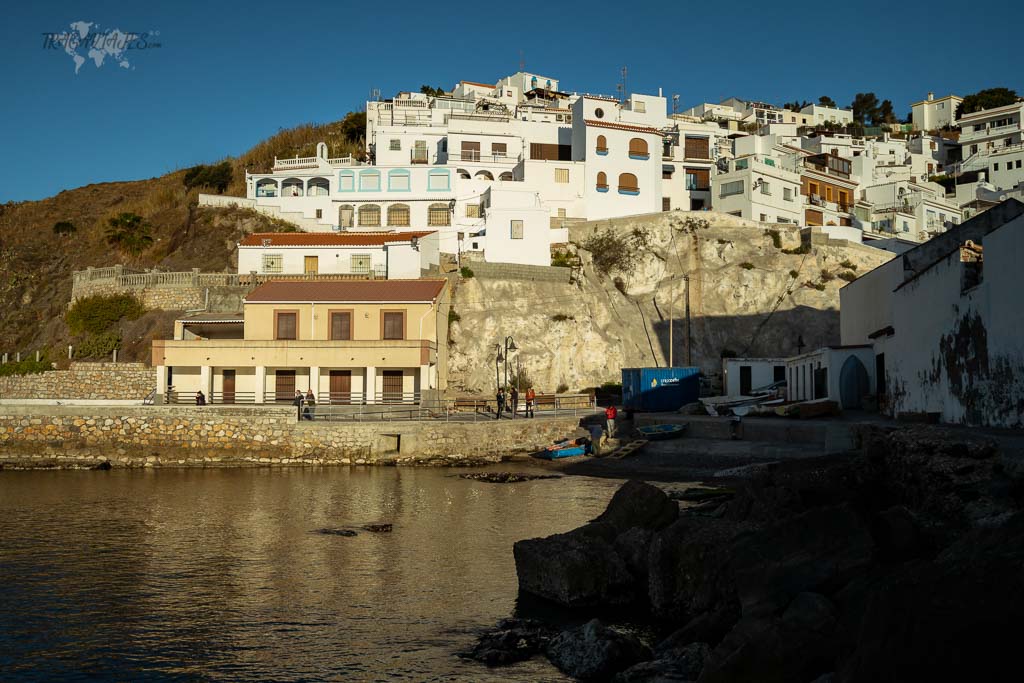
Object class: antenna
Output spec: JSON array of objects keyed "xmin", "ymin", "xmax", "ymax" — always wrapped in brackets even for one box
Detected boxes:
[
  {"xmin": 519, "ymin": 49, "xmax": 524, "ymax": 72},
  {"xmin": 619, "ymin": 66, "xmax": 628, "ymax": 102},
  {"xmin": 672, "ymin": 94, "xmax": 680, "ymax": 114},
  {"xmin": 370, "ymin": 87, "xmax": 381, "ymax": 101}
]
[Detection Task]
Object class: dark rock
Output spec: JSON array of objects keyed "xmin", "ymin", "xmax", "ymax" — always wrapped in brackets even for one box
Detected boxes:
[
  {"xmin": 316, "ymin": 528, "xmax": 357, "ymax": 537},
  {"xmin": 460, "ymin": 472, "xmax": 561, "ymax": 483},
  {"xmin": 546, "ymin": 619, "xmax": 652, "ymax": 680},
  {"xmin": 656, "ymin": 606, "xmax": 738, "ymax": 652},
  {"xmin": 781, "ymin": 592, "xmax": 837, "ymax": 635},
  {"xmin": 461, "ymin": 618, "xmax": 555, "ymax": 666},
  {"xmin": 614, "ymin": 527, "xmax": 655, "ymax": 585},
  {"xmin": 729, "ymin": 503, "xmax": 873, "ymax": 618},
  {"xmin": 870, "ymin": 505, "xmax": 932, "ymax": 562},
  {"xmin": 90, "ymin": 461, "xmax": 112, "ymax": 470},
  {"xmin": 667, "ymin": 487, "xmax": 735, "ymax": 503},
  {"xmin": 363, "ymin": 523, "xmax": 393, "ymax": 533},
  {"xmin": 595, "ymin": 480, "xmax": 679, "ymax": 533},
  {"xmin": 515, "ymin": 522, "xmax": 636, "ymax": 607},
  {"xmin": 648, "ymin": 516, "xmax": 744, "ymax": 621},
  {"xmin": 614, "ymin": 642, "xmax": 710, "ymax": 682}
]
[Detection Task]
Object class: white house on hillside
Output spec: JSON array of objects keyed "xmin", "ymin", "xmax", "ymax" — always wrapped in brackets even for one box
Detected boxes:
[{"xmin": 911, "ymin": 92, "xmax": 962, "ymax": 131}]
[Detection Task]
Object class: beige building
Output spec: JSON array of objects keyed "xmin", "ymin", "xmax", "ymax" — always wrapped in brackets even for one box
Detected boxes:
[{"xmin": 152, "ymin": 279, "xmax": 450, "ymax": 405}]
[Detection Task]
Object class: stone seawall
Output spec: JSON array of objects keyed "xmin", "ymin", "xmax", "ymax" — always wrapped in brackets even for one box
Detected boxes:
[
  {"xmin": 0, "ymin": 363, "xmax": 154, "ymax": 401},
  {"xmin": 0, "ymin": 405, "xmax": 586, "ymax": 468}
]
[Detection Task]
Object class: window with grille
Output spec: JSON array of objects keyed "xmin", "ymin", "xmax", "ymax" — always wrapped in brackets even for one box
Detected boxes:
[
  {"xmin": 388, "ymin": 204, "xmax": 410, "ymax": 227},
  {"xmin": 382, "ymin": 311, "xmax": 405, "ymax": 340},
  {"xmin": 557, "ymin": 208, "xmax": 566, "ymax": 218},
  {"xmin": 491, "ymin": 142, "xmax": 507, "ymax": 158},
  {"xmin": 555, "ymin": 168, "xmax": 569, "ymax": 183},
  {"xmin": 628, "ymin": 138, "xmax": 649, "ymax": 159},
  {"xmin": 358, "ymin": 204, "xmax": 380, "ymax": 227},
  {"xmin": 461, "ymin": 141, "xmax": 481, "ymax": 161},
  {"xmin": 261, "ymin": 254, "xmax": 283, "ymax": 274},
  {"xmin": 330, "ymin": 312, "xmax": 352, "ymax": 340},
  {"xmin": 510, "ymin": 220, "xmax": 524, "ymax": 239},
  {"xmin": 466, "ymin": 204, "xmax": 480, "ymax": 218},
  {"xmin": 275, "ymin": 312, "xmax": 297, "ymax": 340},
  {"xmin": 784, "ymin": 188, "xmax": 793, "ymax": 201},
  {"xmin": 618, "ymin": 173, "xmax": 639, "ymax": 194},
  {"xmin": 596, "ymin": 172, "xmax": 608, "ymax": 191},
  {"xmin": 662, "ymin": 198, "xmax": 671, "ymax": 212},
  {"xmin": 720, "ymin": 180, "xmax": 744, "ymax": 197},
  {"xmin": 351, "ymin": 254, "xmax": 371, "ymax": 274},
  {"xmin": 412, "ymin": 140, "xmax": 428, "ymax": 164},
  {"xmin": 428, "ymin": 203, "xmax": 451, "ymax": 226},
  {"xmin": 389, "ymin": 139, "xmax": 401, "ymax": 151}
]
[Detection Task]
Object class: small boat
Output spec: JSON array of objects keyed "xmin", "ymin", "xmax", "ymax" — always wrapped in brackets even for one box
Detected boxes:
[
  {"xmin": 636, "ymin": 423, "xmax": 688, "ymax": 440},
  {"xmin": 536, "ymin": 439, "xmax": 588, "ymax": 459}
]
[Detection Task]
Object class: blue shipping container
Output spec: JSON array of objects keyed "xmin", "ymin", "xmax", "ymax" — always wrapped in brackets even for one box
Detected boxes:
[{"xmin": 621, "ymin": 367, "xmax": 700, "ymax": 413}]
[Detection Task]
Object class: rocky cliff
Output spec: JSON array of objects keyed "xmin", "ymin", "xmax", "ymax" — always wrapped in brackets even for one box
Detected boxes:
[{"xmin": 447, "ymin": 212, "xmax": 893, "ymax": 393}]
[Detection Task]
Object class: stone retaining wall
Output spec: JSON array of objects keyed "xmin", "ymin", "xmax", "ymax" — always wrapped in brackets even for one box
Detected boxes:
[
  {"xmin": 0, "ymin": 405, "xmax": 586, "ymax": 468},
  {"xmin": 0, "ymin": 363, "xmax": 154, "ymax": 401},
  {"xmin": 467, "ymin": 261, "xmax": 572, "ymax": 283}
]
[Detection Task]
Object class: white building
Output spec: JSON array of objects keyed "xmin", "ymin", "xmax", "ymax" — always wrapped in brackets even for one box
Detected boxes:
[
  {"xmin": 785, "ymin": 346, "xmax": 876, "ymax": 408},
  {"xmin": 799, "ymin": 104, "xmax": 854, "ymax": 127},
  {"xmin": 237, "ymin": 231, "xmax": 440, "ymax": 280},
  {"xmin": 713, "ymin": 155, "xmax": 802, "ymax": 224},
  {"xmin": 840, "ymin": 199, "xmax": 1024, "ymax": 427},
  {"xmin": 911, "ymin": 92, "xmax": 962, "ymax": 131},
  {"xmin": 722, "ymin": 358, "xmax": 788, "ymax": 396}
]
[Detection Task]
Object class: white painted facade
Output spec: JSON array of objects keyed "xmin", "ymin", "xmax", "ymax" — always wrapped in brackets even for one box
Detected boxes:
[
  {"xmin": 722, "ymin": 358, "xmax": 788, "ymax": 396},
  {"xmin": 785, "ymin": 346, "xmax": 876, "ymax": 409},
  {"xmin": 910, "ymin": 92, "xmax": 962, "ymax": 131},
  {"xmin": 799, "ymin": 104, "xmax": 854, "ymax": 127},
  {"xmin": 713, "ymin": 156, "xmax": 802, "ymax": 224}
]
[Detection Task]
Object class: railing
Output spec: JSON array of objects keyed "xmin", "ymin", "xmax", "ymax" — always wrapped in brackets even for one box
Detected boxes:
[
  {"xmin": 327, "ymin": 156, "xmax": 356, "ymax": 166},
  {"xmin": 73, "ymin": 268, "xmax": 390, "ymax": 291},
  {"xmin": 272, "ymin": 156, "xmax": 319, "ymax": 169}
]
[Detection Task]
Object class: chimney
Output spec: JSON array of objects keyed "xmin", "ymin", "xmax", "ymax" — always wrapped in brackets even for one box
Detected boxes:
[{"xmin": 928, "ymin": 92, "xmax": 934, "ymax": 101}]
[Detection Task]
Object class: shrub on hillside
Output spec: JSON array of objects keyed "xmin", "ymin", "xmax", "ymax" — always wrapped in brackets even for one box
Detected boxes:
[
  {"xmin": 820, "ymin": 269, "xmax": 836, "ymax": 282},
  {"xmin": 782, "ymin": 243, "xmax": 811, "ymax": 255},
  {"xmin": 556, "ymin": 382, "xmax": 570, "ymax": 394},
  {"xmin": 840, "ymin": 259, "xmax": 858, "ymax": 270},
  {"xmin": 582, "ymin": 227, "xmax": 651, "ymax": 276},
  {"xmin": 838, "ymin": 271, "xmax": 858, "ymax": 282},
  {"xmin": 460, "ymin": 266, "xmax": 474, "ymax": 278},
  {"xmin": 550, "ymin": 313, "xmax": 575, "ymax": 322},
  {"xmin": 764, "ymin": 229, "xmax": 782, "ymax": 249},
  {"xmin": 183, "ymin": 161, "xmax": 233, "ymax": 192},
  {"xmin": 53, "ymin": 220, "xmax": 76, "ymax": 235},
  {"xmin": 739, "ymin": 262, "xmax": 755, "ymax": 270},
  {"xmin": 105, "ymin": 212, "xmax": 154, "ymax": 255},
  {"xmin": 67, "ymin": 294, "xmax": 145, "ymax": 336},
  {"xmin": 0, "ymin": 359, "xmax": 50, "ymax": 376},
  {"xmin": 74, "ymin": 332, "xmax": 121, "ymax": 359}
]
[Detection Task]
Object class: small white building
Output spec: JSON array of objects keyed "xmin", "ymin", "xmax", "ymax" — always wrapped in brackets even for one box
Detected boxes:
[
  {"xmin": 722, "ymin": 358, "xmax": 788, "ymax": 396},
  {"xmin": 237, "ymin": 231, "xmax": 440, "ymax": 280},
  {"xmin": 785, "ymin": 346, "xmax": 876, "ymax": 409},
  {"xmin": 799, "ymin": 104, "xmax": 854, "ymax": 127},
  {"xmin": 911, "ymin": 92, "xmax": 962, "ymax": 132},
  {"xmin": 714, "ymin": 155, "xmax": 803, "ymax": 224}
]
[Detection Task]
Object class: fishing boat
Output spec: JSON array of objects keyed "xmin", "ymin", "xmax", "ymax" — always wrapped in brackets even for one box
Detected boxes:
[
  {"xmin": 536, "ymin": 439, "xmax": 588, "ymax": 459},
  {"xmin": 636, "ymin": 423, "xmax": 688, "ymax": 440}
]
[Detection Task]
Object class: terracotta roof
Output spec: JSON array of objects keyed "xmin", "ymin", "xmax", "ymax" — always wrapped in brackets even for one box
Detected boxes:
[
  {"xmin": 239, "ymin": 231, "xmax": 435, "ymax": 247},
  {"xmin": 583, "ymin": 94, "xmax": 620, "ymax": 103},
  {"xmin": 585, "ymin": 119, "xmax": 663, "ymax": 135},
  {"xmin": 245, "ymin": 279, "xmax": 447, "ymax": 303},
  {"xmin": 460, "ymin": 80, "xmax": 495, "ymax": 89}
]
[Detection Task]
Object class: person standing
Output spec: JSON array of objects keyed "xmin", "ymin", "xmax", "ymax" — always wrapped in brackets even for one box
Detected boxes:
[
  {"xmin": 293, "ymin": 390, "xmax": 304, "ymax": 420},
  {"xmin": 605, "ymin": 404, "xmax": 617, "ymax": 438},
  {"xmin": 195, "ymin": 390, "xmax": 206, "ymax": 406},
  {"xmin": 510, "ymin": 386, "xmax": 519, "ymax": 418},
  {"xmin": 525, "ymin": 386, "xmax": 536, "ymax": 418},
  {"xmin": 495, "ymin": 387, "xmax": 506, "ymax": 419},
  {"xmin": 305, "ymin": 389, "xmax": 316, "ymax": 421}
]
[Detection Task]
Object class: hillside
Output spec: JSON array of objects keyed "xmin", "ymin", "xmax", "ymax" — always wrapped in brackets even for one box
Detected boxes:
[{"xmin": 0, "ymin": 116, "xmax": 362, "ymax": 361}]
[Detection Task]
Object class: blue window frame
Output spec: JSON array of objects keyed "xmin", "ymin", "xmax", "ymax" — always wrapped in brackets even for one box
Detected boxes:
[
  {"xmin": 388, "ymin": 169, "xmax": 411, "ymax": 192},
  {"xmin": 427, "ymin": 169, "xmax": 450, "ymax": 192},
  {"xmin": 359, "ymin": 170, "xmax": 381, "ymax": 192},
  {"xmin": 338, "ymin": 170, "xmax": 355, "ymax": 192}
]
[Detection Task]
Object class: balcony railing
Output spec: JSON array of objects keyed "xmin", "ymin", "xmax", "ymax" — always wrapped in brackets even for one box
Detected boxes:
[
  {"xmin": 453, "ymin": 152, "xmax": 519, "ymax": 164},
  {"xmin": 272, "ymin": 156, "xmax": 319, "ymax": 170}
]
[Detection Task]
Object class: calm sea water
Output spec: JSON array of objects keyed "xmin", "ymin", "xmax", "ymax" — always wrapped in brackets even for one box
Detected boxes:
[{"xmin": 0, "ymin": 466, "xmax": 623, "ymax": 682}]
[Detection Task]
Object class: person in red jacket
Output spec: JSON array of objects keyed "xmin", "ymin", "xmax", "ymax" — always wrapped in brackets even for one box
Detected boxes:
[{"xmin": 605, "ymin": 404, "xmax": 617, "ymax": 438}]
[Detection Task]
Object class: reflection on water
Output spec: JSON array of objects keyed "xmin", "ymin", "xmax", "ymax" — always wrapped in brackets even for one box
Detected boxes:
[{"xmin": 0, "ymin": 466, "xmax": 622, "ymax": 681}]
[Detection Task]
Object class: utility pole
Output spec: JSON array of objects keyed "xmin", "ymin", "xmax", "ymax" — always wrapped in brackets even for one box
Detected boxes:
[
  {"xmin": 684, "ymin": 275, "xmax": 692, "ymax": 366},
  {"xmin": 668, "ymin": 279, "xmax": 674, "ymax": 368}
]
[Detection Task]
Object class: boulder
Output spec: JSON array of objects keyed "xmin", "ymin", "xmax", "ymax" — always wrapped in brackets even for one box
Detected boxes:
[
  {"xmin": 546, "ymin": 619, "xmax": 652, "ymax": 680},
  {"xmin": 729, "ymin": 503, "xmax": 873, "ymax": 618},
  {"xmin": 655, "ymin": 606, "xmax": 738, "ymax": 652},
  {"xmin": 514, "ymin": 522, "xmax": 636, "ymax": 607},
  {"xmin": 461, "ymin": 618, "xmax": 555, "ymax": 666},
  {"xmin": 613, "ymin": 642, "xmax": 711, "ymax": 682},
  {"xmin": 870, "ymin": 505, "xmax": 933, "ymax": 562},
  {"xmin": 648, "ymin": 516, "xmax": 743, "ymax": 621},
  {"xmin": 595, "ymin": 480, "xmax": 679, "ymax": 533}
]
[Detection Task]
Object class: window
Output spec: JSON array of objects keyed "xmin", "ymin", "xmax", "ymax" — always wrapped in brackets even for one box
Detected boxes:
[
  {"xmin": 382, "ymin": 311, "xmax": 405, "ymax": 340},
  {"xmin": 466, "ymin": 203, "xmax": 480, "ymax": 218},
  {"xmin": 491, "ymin": 142, "xmax": 507, "ymax": 158},
  {"xmin": 351, "ymin": 254, "xmax": 371, "ymax": 274},
  {"xmin": 388, "ymin": 170, "xmax": 410, "ymax": 192},
  {"xmin": 275, "ymin": 311, "xmax": 297, "ymax": 340},
  {"xmin": 628, "ymin": 138, "xmax": 649, "ymax": 159},
  {"xmin": 338, "ymin": 171, "xmax": 355, "ymax": 192},
  {"xmin": 663, "ymin": 165, "xmax": 675, "ymax": 180},
  {"xmin": 684, "ymin": 137, "xmax": 710, "ymax": 159},
  {"xmin": 461, "ymin": 141, "xmax": 481, "ymax": 162},
  {"xmin": 427, "ymin": 170, "xmax": 450, "ymax": 191},
  {"xmin": 557, "ymin": 208, "xmax": 566, "ymax": 218},
  {"xmin": 358, "ymin": 204, "xmax": 380, "ymax": 227},
  {"xmin": 662, "ymin": 198, "xmax": 671, "ymax": 212},
  {"xmin": 428, "ymin": 202, "xmax": 451, "ymax": 226},
  {"xmin": 902, "ymin": 221, "xmax": 910, "ymax": 233},
  {"xmin": 685, "ymin": 168, "xmax": 710, "ymax": 191},
  {"xmin": 389, "ymin": 139, "xmax": 401, "ymax": 151},
  {"xmin": 387, "ymin": 203, "xmax": 410, "ymax": 227},
  {"xmin": 596, "ymin": 135, "xmax": 608, "ymax": 155},
  {"xmin": 994, "ymin": 163, "xmax": 1000, "ymax": 172},
  {"xmin": 554, "ymin": 168, "xmax": 569, "ymax": 183},
  {"xmin": 595, "ymin": 107, "xmax": 605, "ymax": 119},
  {"xmin": 760, "ymin": 180, "xmax": 771, "ymax": 196},
  {"xmin": 330, "ymin": 311, "xmax": 352, "ymax": 340},
  {"xmin": 826, "ymin": 187, "xmax": 833, "ymax": 202},
  {"xmin": 596, "ymin": 172, "xmax": 608, "ymax": 192},
  {"xmin": 261, "ymin": 254, "xmax": 283, "ymax": 274},
  {"xmin": 735, "ymin": 158, "xmax": 749, "ymax": 171},
  {"xmin": 316, "ymin": 209, "xmax": 323, "ymax": 219},
  {"xmin": 720, "ymin": 180, "xmax": 744, "ymax": 197},
  {"xmin": 510, "ymin": 220, "xmax": 524, "ymax": 239},
  {"xmin": 359, "ymin": 170, "xmax": 381, "ymax": 192},
  {"xmin": 809, "ymin": 182, "xmax": 820, "ymax": 197},
  {"xmin": 618, "ymin": 173, "xmax": 639, "ymax": 194},
  {"xmin": 530, "ymin": 143, "xmax": 571, "ymax": 161},
  {"xmin": 760, "ymin": 213, "xmax": 768, "ymax": 222},
  {"xmin": 764, "ymin": 158, "xmax": 775, "ymax": 167},
  {"xmin": 634, "ymin": 100, "xmax": 646, "ymax": 113},
  {"xmin": 784, "ymin": 187, "xmax": 793, "ymax": 201},
  {"xmin": 412, "ymin": 140, "xmax": 428, "ymax": 164}
]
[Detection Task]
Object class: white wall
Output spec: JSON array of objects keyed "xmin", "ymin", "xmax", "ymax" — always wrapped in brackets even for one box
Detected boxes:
[{"xmin": 722, "ymin": 358, "xmax": 787, "ymax": 396}]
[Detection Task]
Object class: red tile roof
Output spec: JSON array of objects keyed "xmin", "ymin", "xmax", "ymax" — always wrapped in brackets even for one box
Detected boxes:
[
  {"xmin": 239, "ymin": 231, "xmax": 435, "ymax": 247},
  {"xmin": 583, "ymin": 94, "xmax": 620, "ymax": 103},
  {"xmin": 585, "ymin": 119, "xmax": 663, "ymax": 135},
  {"xmin": 245, "ymin": 279, "xmax": 447, "ymax": 303},
  {"xmin": 460, "ymin": 80, "xmax": 496, "ymax": 89}
]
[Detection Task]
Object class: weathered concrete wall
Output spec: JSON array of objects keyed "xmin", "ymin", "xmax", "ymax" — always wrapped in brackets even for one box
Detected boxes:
[
  {"xmin": 0, "ymin": 405, "xmax": 585, "ymax": 468},
  {"xmin": 0, "ymin": 362, "xmax": 153, "ymax": 401}
]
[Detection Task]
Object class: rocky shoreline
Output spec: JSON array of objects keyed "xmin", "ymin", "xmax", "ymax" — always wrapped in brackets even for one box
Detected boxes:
[{"xmin": 465, "ymin": 425, "xmax": 1024, "ymax": 681}]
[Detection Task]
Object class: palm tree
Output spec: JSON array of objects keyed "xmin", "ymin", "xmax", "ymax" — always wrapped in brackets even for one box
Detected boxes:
[{"xmin": 105, "ymin": 212, "xmax": 153, "ymax": 256}]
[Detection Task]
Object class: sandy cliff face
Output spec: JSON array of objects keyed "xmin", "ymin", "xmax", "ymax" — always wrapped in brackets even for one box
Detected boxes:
[{"xmin": 447, "ymin": 212, "xmax": 893, "ymax": 393}]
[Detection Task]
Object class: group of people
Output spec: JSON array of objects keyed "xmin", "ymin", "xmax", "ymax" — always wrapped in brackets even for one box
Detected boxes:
[
  {"xmin": 294, "ymin": 389, "xmax": 316, "ymax": 420},
  {"xmin": 495, "ymin": 386, "xmax": 536, "ymax": 419}
]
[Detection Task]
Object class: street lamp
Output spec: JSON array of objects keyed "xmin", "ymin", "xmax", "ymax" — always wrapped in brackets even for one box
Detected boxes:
[
  {"xmin": 495, "ymin": 344, "xmax": 504, "ymax": 393},
  {"xmin": 502, "ymin": 336, "xmax": 517, "ymax": 391}
]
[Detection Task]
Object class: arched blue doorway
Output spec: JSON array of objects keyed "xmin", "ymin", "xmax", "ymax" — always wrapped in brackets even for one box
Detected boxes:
[{"xmin": 839, "ymin": 355, "xmax": 869, "ymax": 409}]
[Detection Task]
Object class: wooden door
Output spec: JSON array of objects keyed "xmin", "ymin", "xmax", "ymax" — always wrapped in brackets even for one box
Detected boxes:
[
  {"xmin": 304, "ymin": 255, "xmax": 318, "ymax": 274},
  {"xmin": 222, "ymin": 369, "xmax": 235, "ymax": 404},
  {"xmin": 329, "ymin": 370, "xmax": 351, "ymax": 404},
  {"xmin": 381, "ymin": 370, "xmax": 404, "ymax": 403},
  {"xmin": 275, "ymin": 370, "xmax": 295, "ymax": 402}
]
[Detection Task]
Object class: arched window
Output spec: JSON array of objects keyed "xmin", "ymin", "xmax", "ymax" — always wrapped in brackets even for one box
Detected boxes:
[
  {"xmin": 596, "ymin": 172, "xmax": 608, "ymax": 192},
  {"xmin": 474, "ymin": 170, "xmax": 494, "ymax": 181},
  {"xmin": 338, "ymin": 170, "xmax": 355, "ymax": 192},
  {"xmin": 428, "ymin": 169, "xmax": 451, "ymax": 191},
  {"xmin": 358, "ymin": 204, "xmax": 381, "ymax": 227},
  {"xmin": 387, "ymin": 169, "xmax": 411, "ymax": 192},
  {"xmin": 498, "ymin": 172, "xmax": 513, "ymax": 181},
  {"xmin": 256, "ymin": 178, "xmax": 278, "ymax": 197},
  {"xmin": 282, "ymin": 178, "xmax": 304, "ymax": 197},
  {"xmin": 618, "ymin": 173, "xmax": 639, "ymax": 195},
  {"xmin": 628, "ymin": 138, "xmax": 649, "ymax": 159},
  {"xmin": 387, "ymin": 203, "xmax": 410, "ymax": 227},
  {"xmin": 596, "ymin": 135, "xmax": 608, "ymax": 155},
  {"xmin": 338, "ymin": 204, "xmax": 354, "ymax": 229},
  {"xmin": 428, "ymin": 202, "xmax": 451, "ymax": 227},
  {"xmin": 307, "ymin": 177, "xmax": 329, "ymax": 196},
  {"xmin": 457, "ymin": 168, "xmax": 471, "ymax": 180},
  {"xmin": 358, "ymin": 170, "xmax": 381, "ymax": 192}
]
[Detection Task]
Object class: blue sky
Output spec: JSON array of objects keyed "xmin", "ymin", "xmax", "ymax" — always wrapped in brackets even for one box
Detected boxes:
[{"xmin": 2, "ymin": 0, "xmax": 1021, "ymax": 203}]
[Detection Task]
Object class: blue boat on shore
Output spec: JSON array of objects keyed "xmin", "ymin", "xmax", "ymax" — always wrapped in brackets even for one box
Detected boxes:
[
  {"xmin": 536, "ymin": 439, "xmax": 588, "ymax": 459},
  {"xmin": 636, "ymin": 423, "xmax": 688, "ymax": 441}
]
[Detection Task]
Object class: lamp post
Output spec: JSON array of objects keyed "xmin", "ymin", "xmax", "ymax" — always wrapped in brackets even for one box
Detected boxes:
[
  {"xmin": 495, "ymin": 344, "xmax": 504, "ymax": 393},
  {"xmin": 501, "ymin": 335, "xmax": 518, "ymax": 417}
]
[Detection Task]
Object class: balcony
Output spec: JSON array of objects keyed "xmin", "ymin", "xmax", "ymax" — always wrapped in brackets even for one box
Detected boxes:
[{"xmin": 154, "ymin": 338, "xmax": 437, "ymax": 370}]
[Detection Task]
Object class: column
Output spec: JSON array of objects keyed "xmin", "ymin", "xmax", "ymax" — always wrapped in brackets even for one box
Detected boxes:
[
  {"xmin": 419, "ymin": 365, "xmax": 430, "ymax": 391},
  {"xmin": 155, "ymin": 366, "xmax": 167, "ymax": 404},
  {"xmin": 309, "ymin": 366, "xmax": 320, "ymax": 397},
  {"xmin": 255, "ymin": 366, "xmax": 266, "ymax": 404},
  {"xmin": 200, "ymin": 365, "xmax": 212, "ymax": 402},
  {"xmin": 365, "ymin": 366, "xmax": 376, "ymax": 404}
]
